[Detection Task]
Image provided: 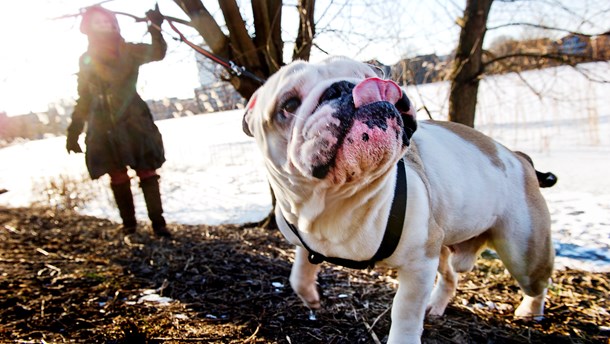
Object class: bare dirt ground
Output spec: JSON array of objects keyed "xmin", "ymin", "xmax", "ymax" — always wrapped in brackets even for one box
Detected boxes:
[{"xmin": 1, "ymin": 206, "xmax": 609, "ymax": 343}]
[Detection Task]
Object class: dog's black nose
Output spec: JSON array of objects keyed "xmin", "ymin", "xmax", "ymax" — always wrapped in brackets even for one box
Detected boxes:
[
  {"xmin": 394, "ymin": 93, "xmax": 411, "ymax": 114},
  {"xmin": 319, "ymin": 81, "xmax": 355, "ymax": 103}
]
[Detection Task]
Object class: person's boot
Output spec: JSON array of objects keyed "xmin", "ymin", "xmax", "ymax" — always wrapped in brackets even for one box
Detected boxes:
[
  {"xmin": 140, "ymin": 175, "xmax": 171, "ymax": 237},
  {"xmin": 110, "ymin": 181, "xmax": 137, "ymax": 234}
]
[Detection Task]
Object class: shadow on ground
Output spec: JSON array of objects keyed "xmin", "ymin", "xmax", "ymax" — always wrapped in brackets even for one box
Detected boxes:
[{"xmin": 1, "ymin": 207, "xmax": 608, "ymax": 343}]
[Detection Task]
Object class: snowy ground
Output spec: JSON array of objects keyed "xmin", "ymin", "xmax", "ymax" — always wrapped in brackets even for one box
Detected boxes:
[{"xmin": 1, "ymin": 63, "xmax": 608, "ymax": 272}]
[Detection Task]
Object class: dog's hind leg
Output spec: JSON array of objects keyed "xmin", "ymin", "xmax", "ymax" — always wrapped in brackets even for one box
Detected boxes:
[
  {"xmin": 514, "ymin": 286, "xmax": 549, "ymax": 320},
  {"xmin": 489, "ymin": 212, "xmax": 554, "ymax": 318}
]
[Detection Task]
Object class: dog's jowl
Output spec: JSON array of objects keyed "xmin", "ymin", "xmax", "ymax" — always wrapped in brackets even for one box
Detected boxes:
[{"xmin": 242, "ymin": 56, "xmax": 556, "ymax": 344}]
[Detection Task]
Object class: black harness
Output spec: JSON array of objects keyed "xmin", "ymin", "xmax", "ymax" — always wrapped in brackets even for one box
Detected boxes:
[{"xmin": 284, "ymin": 159, "xmax": 407, "ymax": 270}]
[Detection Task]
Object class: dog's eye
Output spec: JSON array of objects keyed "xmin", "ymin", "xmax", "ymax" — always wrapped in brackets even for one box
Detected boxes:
[
  {"xmin": 275, "ymin": 97, "xmax": 301, "ymax": 125},
  {"xmin": 280, "ymin": 97, "xmax": 301, "ymax": 114}
]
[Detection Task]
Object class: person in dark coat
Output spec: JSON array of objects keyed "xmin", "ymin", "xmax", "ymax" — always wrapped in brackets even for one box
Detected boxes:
[{"xmin": 66, "ymin": 5, "xmax": 171, "ymax": 237}]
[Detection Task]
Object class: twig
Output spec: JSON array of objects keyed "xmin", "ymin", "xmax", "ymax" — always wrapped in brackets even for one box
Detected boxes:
[
  {"xmin": 398, "ymin": 64, "xmax": 436, "ymax": 120},
  {"xmin": 369, "ymin": 305, "xmax": 391, "ymax": 332},
  {"xmin": 113, "ymin": 11, "xmax": 191, "ymax": 26},
  {"xmin": 183, "ymin": 255, "xmax": 194, "ymax": 272},
  {"xmin": 151, "ymin": 338, "xmax": 212, "ymax": 342},
  {"xmin": 36, "ymin": 247, "xmax": 50, "ymax": 256},
  {"xmin": 573, "ymin": 63, "xmax": 610, "ymax": 84},
  {"xmin": 363, "ymin": 320, "xmax": 382, "ymax": 344},
  {"xmin": 516, "ymin": 70, "xmax": 544, "ymax": 100},
  {"xmin": 3, "ymin": 224, "xmax": 18, "ymax": 233},
  {"xmin": 458, "ymin": 282, "xmax": 496, "ymax": 291},
  {"xmin": 351, "ymin": 304, "xmax": 359, "ymax": 321},
  {"xmin": 243, "ymin": 323, "xmax": 261, "ymax": 343},
  {"xmin": 436, "ymin": 333, "xmax": 463, "ymax": 343},
  {"xmin": 487, "ymin": 22, "xmax": 604, "ymax": 37},
  {"xmin": 158, "ymin": 279, "xmax": 169, "ymax": 295},
  {"xmin": 45, "ymin": 263, "xmax": 61, "ymax": 273}
]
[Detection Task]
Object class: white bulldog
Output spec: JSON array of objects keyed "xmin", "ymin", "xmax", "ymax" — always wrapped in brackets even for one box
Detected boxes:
[{"xmin": 242, "ymin": 56, "xmax": 556, "ymax": 343}]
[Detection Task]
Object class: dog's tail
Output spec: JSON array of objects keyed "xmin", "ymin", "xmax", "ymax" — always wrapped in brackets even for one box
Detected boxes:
[{"xmin": 514, "ymin": 151, "xmax": 558, "ymax": 188}]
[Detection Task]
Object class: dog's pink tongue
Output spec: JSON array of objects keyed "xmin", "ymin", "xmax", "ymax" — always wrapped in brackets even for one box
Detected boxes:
[{"xmin": 352, "ymin": 77, "xmax": 401, "ymax": 108}]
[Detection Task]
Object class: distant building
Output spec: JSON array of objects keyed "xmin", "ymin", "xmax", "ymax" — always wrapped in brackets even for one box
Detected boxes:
[
  {"xmin": 195, "ymin": 82, "xmax": 245, "ymax": 113},
  {"xmin": 553, "ymin": 34, "xmax": 593, "ymax": 57},
  {"xmin": 485, "ymin": 37, "xmax": 556, "ymax": 73},
  {"xmin": 193, "ymin": 46, "xmax": 246, "ymax": 113},
  {"xmin": 0, "ymin": 112, "xmax": 48, "ymax": 143},
  {"xmin": 146, "ymin": 97, "xmax": 202, "ymax": 120},
  {"xmin": 511, "ymin": 37, "xmax": 554, "ymax": 54},
  {"xmin": 391, "ymin": 54, "xmax": 449, "ymax": 86},
  {"xmin": 195, "ymin": 51, "xmax": 221, "ymax": 87},
  {"xmin": 592, "ymin": 31, "xmax": 610, "ymax": 60}
]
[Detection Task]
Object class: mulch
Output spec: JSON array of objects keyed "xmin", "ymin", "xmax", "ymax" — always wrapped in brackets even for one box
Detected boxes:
[{"xmin": 0, "ymin": 206, "xmax": 608, "ymax": 343}]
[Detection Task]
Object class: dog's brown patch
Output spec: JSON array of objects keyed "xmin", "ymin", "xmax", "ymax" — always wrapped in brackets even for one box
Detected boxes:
[
  {"xmin": 429, "ymin": 121, "xmax": 505, "ymax": 171},
  {"xmin": 515, "ymin": 153, "xmax": 555, "ymax": 295},
  {"xmin": 404, "ymin": 142, "xmax": 443, "ymax": 258}
]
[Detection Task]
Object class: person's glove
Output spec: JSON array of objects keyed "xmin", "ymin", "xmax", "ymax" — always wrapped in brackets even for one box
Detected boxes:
[
  {"xmin": 66, "ymin": 133, "xmax": 83, "ymax": 154},
  {"xmin": 146, "ymin": 5, "xmax": 164, "ymax": 28}
]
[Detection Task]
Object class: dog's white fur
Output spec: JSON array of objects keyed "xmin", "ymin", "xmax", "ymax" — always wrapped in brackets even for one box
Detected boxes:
[{"xmin": 243, "ymin": 57, "xmax": 554, "ymax": 343}]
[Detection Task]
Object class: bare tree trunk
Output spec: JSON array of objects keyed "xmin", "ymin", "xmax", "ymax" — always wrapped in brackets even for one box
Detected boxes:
[
  {"xmin": 252, "ymin": 0, "xmax": 283, "ymax": 75},
  {"xmin": 174, "ymin": 0, "xmax": 265, "ymax": 99},
  {"xmin": 448, "ymin": 0, "xmax": 493, "ymax": 127},
  {"xmin": 217, "ymin": 0, "xmax": 267, "ymax": 98},
  {"xmin": 172, "ymin": 0, "xmax": 314, "ymax": 229},
  {"xmin": 293, "ymin": 0, "xmax": 316, "ymax": 61},
  {"xmin": 251, "ymin": 0, "xmax": 283, "ymax": 230},
  {"xmin": 218, "ymin": 0, "xmax": 261, "ymax": 68}
]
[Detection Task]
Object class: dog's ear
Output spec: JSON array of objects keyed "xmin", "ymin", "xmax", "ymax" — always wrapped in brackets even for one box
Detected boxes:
[
  {"xmin": 243, "ymin": 92, "xmax": 258, "ymax": 137},
  {"xmin": 395, "ymin": 91, "xmax": 417, "ymax": 142}
]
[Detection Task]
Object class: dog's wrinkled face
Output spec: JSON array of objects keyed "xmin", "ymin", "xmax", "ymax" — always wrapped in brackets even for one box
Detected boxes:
[{"xmin": 243, "ymin": 57, "xmax": 417, "ymax": 186}]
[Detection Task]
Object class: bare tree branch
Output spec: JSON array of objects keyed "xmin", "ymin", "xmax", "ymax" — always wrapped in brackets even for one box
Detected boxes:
[
  {"xmin": 483, "ymin": 51, "xmax": 601, "ymax": 68},
  {"xmin": 173, "ymin": 0, "xmax": 230, "ymax": 58},
  {"xmin": 113, "ymin": 11, "xmax": 191, "ymax": 26},
  {"xmin": 487, "ymin": 22, "xmax": 606, "ymax": 37},
  {"xmin": 573, "ymin": 62, "xmax": 610, "ymax": 84},
  {"xmin": 540, "ymin": 0, "xmax": 596, "ymax": 27}
]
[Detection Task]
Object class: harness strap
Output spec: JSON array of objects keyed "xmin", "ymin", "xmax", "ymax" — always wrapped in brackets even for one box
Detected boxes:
[{"xmin": 285, "ymin": 158, "xmax": 407, "ymax": 270}]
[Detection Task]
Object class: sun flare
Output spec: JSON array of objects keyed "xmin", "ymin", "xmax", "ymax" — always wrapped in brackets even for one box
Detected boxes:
[{"xmin": 0, "ymin": 3, "xmax": 86, "ymax": 115}]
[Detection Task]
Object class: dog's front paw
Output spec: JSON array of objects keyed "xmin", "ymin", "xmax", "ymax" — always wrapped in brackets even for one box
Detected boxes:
[
  {"xmin": 426, "ymin": 283, "xmax": 454, "ymax": 316},
  {"xmin": 426, "ymin": 302, "xmax": 449, "ymax": 317},
  {"xmin": 289, "ymin": 246, "xmax": 322, "ymax": 309},
  {"xmin": 290, "ymin": 277, "xmax": 321, "ymax": 309},
  {"xmin": 426, "ymin": 289, "xmax": 451, "ymax": 316}
]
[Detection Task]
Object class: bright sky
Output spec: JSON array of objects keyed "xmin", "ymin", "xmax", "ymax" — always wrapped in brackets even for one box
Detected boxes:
[
  {"xmin": 0, "ymin": 0, "xmax": 200, "ymax": 116},
  {"xmin": 0, "ymin": 0, "xmax": 607, "ymax": 116}
]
